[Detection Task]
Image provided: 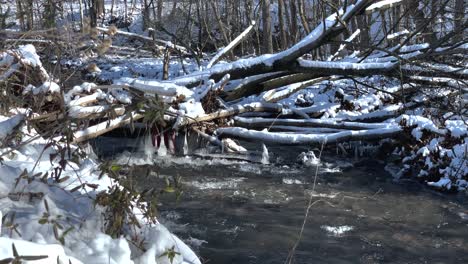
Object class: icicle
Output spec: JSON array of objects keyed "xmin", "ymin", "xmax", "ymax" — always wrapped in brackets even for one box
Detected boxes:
[
  {"xmin": 183, "ymin": 129, "xmax": 189, "ymax": 155},
  {"xmin": 359, "ymin": 141, "xmax": 364, "ymax": 157},
  {"xmin": 261, "ymin": 143, "xmax": 270, "ymax": 165},
  {"xmin": 143, "ymin": 133, "xmax": 155, "ymax": 159},
  {"xmin": 354, "ymin": 142, "xmax": 359, "ymax": 160},
  {"xmin": 174, "ymin": 131, "xmax": 187, "ymax": 156}
]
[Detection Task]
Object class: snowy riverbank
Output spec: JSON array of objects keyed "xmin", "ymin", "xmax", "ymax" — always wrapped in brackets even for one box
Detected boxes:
[{"xmin": 0, "ymin": 114, "xmax": 201, "ymax": 264}]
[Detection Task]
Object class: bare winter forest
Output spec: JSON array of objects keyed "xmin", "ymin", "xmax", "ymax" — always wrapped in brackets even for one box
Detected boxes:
[{"xmin": 0, "ymin": 0, "xmax": 467, "ymax": 263}]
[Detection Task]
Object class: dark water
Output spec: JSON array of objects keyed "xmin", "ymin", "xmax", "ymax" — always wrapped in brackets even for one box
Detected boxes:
[{"xmin": 93, "ymin": 136, "xmax": 468, "ymax": 264}]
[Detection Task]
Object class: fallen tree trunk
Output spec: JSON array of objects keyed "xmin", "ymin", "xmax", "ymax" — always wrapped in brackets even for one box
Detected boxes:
[
  {"xmin": 72, "ymin": 113, "xmax": 143, "ymax": 143},
  {"xmin": 233, "ymin": 116, "xmax": 393, "ymax": 130},
  {"xmin": 207, "ymin": 21, "xmax": 256, "ymax": 69},
  {"xmin": 175, "ymin": 102, "xmax": 303, "ymax": 128},
  {"xmin": 96, "ymin": 26, "xmax": 188, "ymax": 54},
  {"xmin": 170, "ymin": 0, "xmax": 374, "ymax": 87},
  {"xmin": 216, "ymin": 126, "xmax": 403, "ymax": 145}
]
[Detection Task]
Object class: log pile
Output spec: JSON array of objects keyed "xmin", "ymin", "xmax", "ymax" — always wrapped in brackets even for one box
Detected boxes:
[{"xmin": 0, "ymin": 0, "xmax": 466, "ymax": 188}]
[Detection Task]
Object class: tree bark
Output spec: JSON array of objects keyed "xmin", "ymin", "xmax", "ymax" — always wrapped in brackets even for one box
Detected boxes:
[
  {"xmin": 262, "ymin": 0, "xmax": 273, "ymax": 53},
  {"xmin": 278, "ymin": 0, "xmax": 288, "ymax": 49},
  {"xmin": 289, "ymin": 0, "xmax": 298, "ymax": 44},
  {"xmin": 453, "ymin": 0, "xmax": 465, "ymax": 43}
]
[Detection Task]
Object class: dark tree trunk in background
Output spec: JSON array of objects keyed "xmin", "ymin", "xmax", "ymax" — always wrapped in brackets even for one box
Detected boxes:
[
  {"xmin": 15, "ymin": 0, "xmax": 25, "ymax": 30},
  {"xmin": 453, "ymin": 0, "xmax": 465, "ymax": 43},
  {"xmin": 23, "ymin": 0, "xmax": 34, "ymax": 30},
  {"xmin": 96, "ymin": 0, "xmax": 104, "ymax": 17},
  {"xmin": 262, "ymin": 0, "xmax": 273, "ymax": 53},
  {"xmin": 405, "ymin": 0, "xmax": 430, "ymax": 43},
  {"xmin": 278, "ymin": 0, "xmax": 288, "ymax": 50},
  {"xmin": 89, "ymin": 0, "xmax": 97, "ymax": 27},
  {"xmin": 157, "ymin": 0, "xmax": 163, "ymax": 21},
  {"xmin": 43, "ymin": 0, "xmax": 56, "ymax": 28},
  {"xmin": 289, "ymin": 0, "xmax": 298, "ymax": 44},
  {"xmin": 357, "ymin": 13, "xmax": 370, "ymax": 48},
  {"xmin": 171, "ymin": 0, "xmax": 178, "ymax": 17},
  {"xmin": 142, "ymin": 0, "xmax": 150, "ymax": 30},
  {"xmin": 297, "ymin": 0, "xmax": 310, "ymax": 34}
]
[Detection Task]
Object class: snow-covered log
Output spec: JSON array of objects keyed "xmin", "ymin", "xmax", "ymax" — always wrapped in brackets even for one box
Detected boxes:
[
  {"xmin": 73, "ymin": 113, "xmax": 143, "ymax": 143},
  {"xmin": 68, "ymin": 105, "xmax": 125, "ymax": 119},
  {"xmin": 216, "ymin": 126, "xmax": 403, "ymax": 145},
  {"xmin": 262, "ymin": 77, "xmax": 334, "ymax": 103},
  {"xmin": 176, "ymin": 102, "xmax": 300, "ymax": 127},
  {"xmin": 294, "ymin": 59, "xmax": 468, "ymax": 80},
  {"xmin": 224, "ymin": 72, "xmax": 288, "ymax": 100},
  {"xmin": 233, "ymin": 117, "xmax": 393, "ymax": 130},
  {"xmin": 117, "ymin": 78, "xmax": 194, "ymax": 98}
]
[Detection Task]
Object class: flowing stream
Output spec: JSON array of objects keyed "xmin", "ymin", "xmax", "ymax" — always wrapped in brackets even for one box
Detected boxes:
[{"xmin": 92, "ymin": 135, "xmax": 468, "ymax": 264}]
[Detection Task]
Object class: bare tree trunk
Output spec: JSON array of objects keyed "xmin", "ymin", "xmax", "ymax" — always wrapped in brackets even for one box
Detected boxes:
[
  {"xmin": 453, "ymin": 0, "xmax": 465, "ymax": 43},
  {"xmin": 171, "ymin": 0, "xmax": 178, "ymax": 17},
  {"xmin": 278, "ymin": 0, "xmax": 288, "ymax": 49},
  {"xmin": 297, "ymin": 0, "xmax": 310, "ymax": 34},
  {"xmin": 96, "ymin": 0, "xmax": 104, "ymax": 18},
  {"xmin": 79, "ymin": 0, "xmax": 85, "ymax": 31},
  {"xmin": 405, "ymin": 0, "xmax": 430, "ymax": 43},
  {"xmin": 379, "ymin": 10, "xmax": 388, "ymax": 45},
  {"xmin": 43, "ymin": 0, "xmax": 56, "ymax": 28},
  {"xmin": 15, "ymin": 0, "xmax": 25, "ymax": 30},
  {"xmin": 357, "ymin": 13, "xmax": 370, "ymax": 48},
  {"xmin": 210, "ymin": 1, "xmax": 233, "ymax": 57},
  {"xmin": 89, "ymin": 0, "xmax": 97, "ymax": 27},
  {"xmin": 142, "ymin": 0, "xmax": 150, "ymax": 30},
  {"xmin": 262, "ymin": 0, "xmax": 273, "ymax": 53},
  {"xmin": 110, "ymin": 0, "xmax": 115, "ymax": 18},
  {"xmin": 25, "ymin": 0, "xmax": 34, "ymax": 30},
  {"xmin": 157, "ymin": 0, "xmax": 163, "ymax": 21},
  {"xmin": 289, "ymin": 0, "xmax": 298, "ymax": 44}
]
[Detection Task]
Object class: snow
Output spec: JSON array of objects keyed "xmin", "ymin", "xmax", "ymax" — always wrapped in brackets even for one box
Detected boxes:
[
  {"xmin": 234, "ymin": 116, "xmax": 393, "ymax": 130},
  {"xmin": 24, "ymin": 81, "xmax": 61, "ymax": 95},
  {"xmin": 298, "ymin": 59, "xmax": 395, "ymax": 71},
  {"xmin": 387, "ymin": 29, "xmax": 410, "ymax": 40},
  {"xmin": 216, "ymin": 126, "xmax": 402, "ymax": 145},
  {"xmin": 110, "ymin": 88, "xmax": 132, "ymax": 104},
  {"xmin": 179, "ymin": 99, "xmax": 205, "ymax": 118},
  {"xmin": 321, "ymin": 225, "xmax": 354, "ymax": 237},
  {"xmin": 282, "ymin": 178, "xmax": 303, "ymax": 185},
  {"xmin": 0, "ymin": 114, "xmax": 23, "ymax": 140},
  {"xmin": 366, "ymin": 0, "xmax": 402, "ymax": 11},
  {"xmin": 298, "ymin": 151, "xmax": 320, "ymax": 166},
  {"xmin": 17, "ymin": 44, "xmax": 42, "ymax": 68},
  {"xmin": 117, "ymin": 77, "xmax": 194, "ymax": 98},
  {"xmin": 68, "ymin": 105, "xmax": 109, "ymax": 118},
  {"xmin": 0, "ymin": 237, "xmax": 82, "ymax": 264},
  {"xmin": 428, "ymin": 177, "xmax": 452, "ymax": 189},
  {"xmin": 397, "ymin": 43, "xmax": 430, "ymax": 53},
  {"xmin": 445, "ymin": 120, "xmax": 468, "ymax": 138},
  {"xmin": 0, "ymin": 50, "xmax": 14, "ymax": 66},
  {"xmin": 0, "ymin": 115, "xmax": 201, "ymax": 264},
  {"xmin": 396, "ymin": 115, "xmax": 445, "ymax": 140}
]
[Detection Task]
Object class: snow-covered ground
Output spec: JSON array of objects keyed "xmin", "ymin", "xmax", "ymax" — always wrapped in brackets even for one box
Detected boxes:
[{"xmin": 0, "ymin": 120, "xmax": 201, "ymax": 264}]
